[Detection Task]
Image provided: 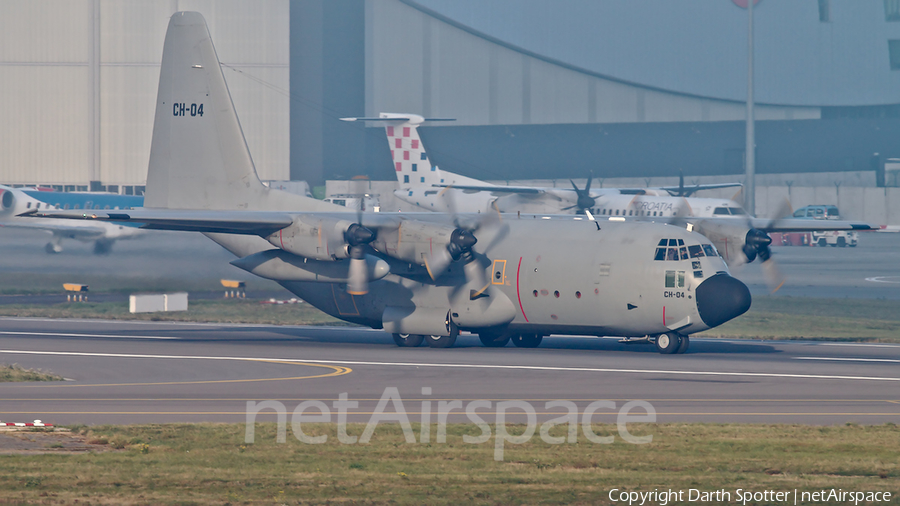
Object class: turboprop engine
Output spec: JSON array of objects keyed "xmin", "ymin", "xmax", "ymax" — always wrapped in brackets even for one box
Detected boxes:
[
  {"xmin": 690, "ymin": 220, "xmax": 772, "ymax": 265},
  {"xmin": 263, "ymin": 215, "xmax": 381, "ymax": 294}
]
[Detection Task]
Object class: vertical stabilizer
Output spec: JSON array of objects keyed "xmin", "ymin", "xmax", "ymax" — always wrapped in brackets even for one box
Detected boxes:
[
  {"xmin": 378, "ymin": 113, "xmax": 443, "ymax": 189},
  {"xmin": 145, "ymin": 12, "xmax": 332, "ymax": 212}
]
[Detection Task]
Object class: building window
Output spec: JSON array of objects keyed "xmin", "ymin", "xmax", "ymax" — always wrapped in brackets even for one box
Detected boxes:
[
  {"xmin": 889, "ymin": 40, "xmax": 900, "ymax": 69},
  {"xmin": 818, "ymin": 0, "xmax": 829, "ymax": 22},
  {"xmin": 886, "ymin": 0, "xmax": 900, "ymax": 21}
]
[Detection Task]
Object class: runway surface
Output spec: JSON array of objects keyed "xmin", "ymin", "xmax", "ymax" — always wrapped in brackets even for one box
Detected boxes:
[{"xmin": 0, "ymin": 318, "xmax": 897, "ymax": 426}]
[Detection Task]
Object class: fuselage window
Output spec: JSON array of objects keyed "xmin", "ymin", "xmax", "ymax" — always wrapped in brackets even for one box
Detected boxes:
[
  {"xmin": 628, "ymin": 210, "xmax": 633, "ymax": 216},
  {"xmin": 26, "ymin": 202, "xmax": 31, "ymax": 209},
  {"xmin": 35, "ymin": 203, "xmax": 41, "ymax": 209},
  {"xmin": 74, "ymin": 204, "xmax": 79, "ymax": 209},
  {"xmin": 64, "ymin": 203, "xmax": 69, "ymax": 210}
]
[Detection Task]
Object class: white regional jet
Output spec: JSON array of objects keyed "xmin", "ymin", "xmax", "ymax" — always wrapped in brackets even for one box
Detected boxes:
[{"xmin": 0, "ymin": 184, "xmax": 143, "ymax": 254}]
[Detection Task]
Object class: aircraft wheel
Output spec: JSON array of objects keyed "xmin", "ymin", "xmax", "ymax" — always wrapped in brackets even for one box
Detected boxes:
[
  {"xmin": 817, "ymin": 238, "xmax": 827, "ymax": 247},
  {"xmin": 654, "ymin": 333, "xmax": 681, "ymax": 354},
  {"xmin": 479, "ymin": 332, "xmax": 510, "ymax": 347},
  {"xmin": 393, "ymin": 333, "xmax": 424, "ymax": 347},
  {"xmin": 837, "ymin": 237, "xmax": 846, "ymax": 247},
  {"xmin": 511, "ymin": 333, "xmax": 543, "ymax": 348},
  {"xmin": 426, "ymin": 333, "xmax": 457, "ymax": 348},
  {"xmin": 676, "ymin": 334, "xmax": 690, "ymax": 354}
]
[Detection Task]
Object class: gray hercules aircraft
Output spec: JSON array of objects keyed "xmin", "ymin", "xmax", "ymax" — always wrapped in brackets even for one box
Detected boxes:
[{"xmin": 33, "ymin": 12, "xmax": 752, "ymax": 354}]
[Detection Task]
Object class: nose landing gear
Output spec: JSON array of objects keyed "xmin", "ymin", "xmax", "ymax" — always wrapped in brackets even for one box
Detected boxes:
[{"xmin": 655, "ymin": 332, "xmax": 689, "ymax": 354}]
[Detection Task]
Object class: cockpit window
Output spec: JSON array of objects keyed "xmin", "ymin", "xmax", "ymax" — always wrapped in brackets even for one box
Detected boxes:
[
  {"xmin": 655, "ymin": 239, "xmax": 713, "ymax": 261},
  {"xmin": 729, "ymin": 207, "xmax": 746, "ymax": 215},
  {"xmin": 714, "ymin": 207, "xmax": 730, "ymax": 215}
]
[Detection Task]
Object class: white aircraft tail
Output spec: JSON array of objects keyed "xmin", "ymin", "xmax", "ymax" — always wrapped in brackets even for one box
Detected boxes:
[{"xmin": 145, "ymin": 12, "xmax": 331, "ymax": 212}]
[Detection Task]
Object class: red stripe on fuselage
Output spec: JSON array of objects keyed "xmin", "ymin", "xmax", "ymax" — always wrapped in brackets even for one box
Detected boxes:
[{"xmin": 516, "ymin": 257, "xmax": 529, "ymax": 322}]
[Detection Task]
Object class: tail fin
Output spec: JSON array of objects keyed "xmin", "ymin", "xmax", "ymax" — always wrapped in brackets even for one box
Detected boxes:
[
  {"xmin": 342, "ymin": 113, "xmax": 456, "ymax": 189},
  {"xmin": 145, "ymin": 12, "xmax": 330, "ymax": 212},
  {"xmin": 379, "ymin": 113, "xmax": 442, "ymax": 189}
]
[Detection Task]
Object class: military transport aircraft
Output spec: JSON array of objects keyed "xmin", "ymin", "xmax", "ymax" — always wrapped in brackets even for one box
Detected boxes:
[
  {"xmin": 345, "ymin": 113, "xmax": 873, "ymax": 289},
  {"xmin": 31, "ymin": 11, "xmax": 753, "ymax": 354},
  {"xmin": 0, "ymin": 184, "xmax": 143, "ymax": 254}
]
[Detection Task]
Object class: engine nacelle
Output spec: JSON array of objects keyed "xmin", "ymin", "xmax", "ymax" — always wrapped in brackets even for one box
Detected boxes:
[
  {"xmin": 265, "ymin": 216, "xmax": 354, "ymax": 261},
  {"xmin": 372, "ymin": 220, "xmax": 456, "ymax": 266},
  {"xmin": 0, "ymin": 188, "xmax": 14, "ymax": 213},
  {"xmin": 230, "ymin": 249, "xmax": 390, "ymax": 283}
]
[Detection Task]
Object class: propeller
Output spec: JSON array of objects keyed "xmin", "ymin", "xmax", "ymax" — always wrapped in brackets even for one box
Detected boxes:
[
  {"xmin": 345, "ymin": 180, "xmax": 377, "ymax": 295},
  {"xmin": 561, "ymin": 172, "xmax": 596, "ymax": 214},
  {"xmin": 741, "ymin": 199, "xmax": 791, "ymax": 293},
  {"xmin": 425, "ymin": 188, "xmax": 508, "ymax": 299},
  {"xmin": 345, "ymin": 222, "xmax": 376, "ymax": 295}
]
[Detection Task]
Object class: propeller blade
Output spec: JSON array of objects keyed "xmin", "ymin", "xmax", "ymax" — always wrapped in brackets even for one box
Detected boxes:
[
  {"xmin": 347, "ymin": 254, "xmax": 368, "ymax": 295},
  {"xmin": 761, "ymin": 258, "xmax": 786, "ymax": 294},
  {"xmin": 678, "ymin": 169, "xmax": 685, "ymax": 197},
  {"xmin": 464, "ymin": 256, "xmax": 490, "ymax": 299},
  {"xmin": 424, "ymin": 247, "xmax": 454, "ymax": 281}
]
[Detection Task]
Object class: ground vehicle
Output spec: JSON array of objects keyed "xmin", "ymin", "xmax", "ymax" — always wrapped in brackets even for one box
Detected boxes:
[{"xmin": 786, "ymin": 205, "xmax": 858, "ymax": 247}]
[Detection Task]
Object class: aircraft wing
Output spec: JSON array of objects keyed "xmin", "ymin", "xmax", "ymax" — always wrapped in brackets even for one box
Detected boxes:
[
  {"xmin": 656, "ymin": 182, "xmax": 743, "ymax": 195},
  {"xmin": 433, "ymin": 184, "xmax": 543, "ymax": 194},
  {"xmin": 0, "ymin": 218, "xmax": 108, "ymax": 238},
  {"xmin": 28, "ymin": 208, "xmax": 295, "ymax": 235},
  {"xmin": 746, "ymin": 217, "xmax": 874, "ymax": 232}
]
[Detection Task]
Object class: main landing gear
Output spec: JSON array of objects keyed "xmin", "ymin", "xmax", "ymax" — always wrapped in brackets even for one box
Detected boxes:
[{"xmin": 654, "ymin": 332, "xmax": 690, "ymax": 354}]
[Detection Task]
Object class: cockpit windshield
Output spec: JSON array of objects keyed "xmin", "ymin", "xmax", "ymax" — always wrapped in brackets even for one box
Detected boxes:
[
  {"xmin": 654, "ymin": 239, "xmax": 720, "ymax": 261},
  {"xmin": 713, "ymin": 207, "xmax": 746, "ymax": 216}
]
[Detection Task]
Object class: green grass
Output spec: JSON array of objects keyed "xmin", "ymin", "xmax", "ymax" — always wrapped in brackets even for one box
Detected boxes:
[
  {"xmin": 0, "ymin": 423, "xmax": 896, "ymax": 504},
  {"xmin": 697, "ymin": 296, "xmax": 900, "ymax": 342},
  {"xmin": 0, "ymin": 299, "xmax": 348, "ymax": 326},
  {"xmin": 0, "ymin": 363, "xmax": 63, "ymax": 382}
]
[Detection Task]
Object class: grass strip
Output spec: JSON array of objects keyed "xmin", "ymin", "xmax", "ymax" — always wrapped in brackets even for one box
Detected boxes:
[
  {"xmin": 0, "ymin": 296, "xmax": 898, "ymax": 341},
  {"xmin": 0, "ymin": 363, "xmax": 63, "ymax": 382},
  {"xmin": 0, "ymin": 299, "xmax": 348, "ymax": 326},
  {"xmin": 697, "ymin": 296, "xmax": 900, "ymax": 342},
  {"xmin": 0, "ymin": 423, "xmax": 896, "ymax": 504}
]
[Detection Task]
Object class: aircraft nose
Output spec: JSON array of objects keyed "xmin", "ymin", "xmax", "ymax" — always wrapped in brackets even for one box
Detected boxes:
[{"xmin": 695, "ymin": 273, "xmax": 751, "ymax": 328}]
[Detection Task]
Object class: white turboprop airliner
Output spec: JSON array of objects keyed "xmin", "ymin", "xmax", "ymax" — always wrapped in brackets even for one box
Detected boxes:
[
  {"xmin": 341, "ymin": 113, "xmax": 745, "ymax": 218},
  {"xmin": 0, "ymin": 184, "xmax": 144, "ymax": 254}
]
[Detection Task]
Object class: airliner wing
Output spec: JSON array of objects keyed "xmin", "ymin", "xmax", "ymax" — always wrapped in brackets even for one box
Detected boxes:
[
  {"xmin": 746, "ymin": 217, "xmax": 874, "ymax": 232},
  {"xmin": 433, "ymin": 184, "xmax": 543, "ymax": 194},
  {"xmin": 0, "ymin": 219, "xmax": 108, "ymax": 238},
  {"xmin": 28, "ymin": 208, "xmax": 294, "ymax": 235}
]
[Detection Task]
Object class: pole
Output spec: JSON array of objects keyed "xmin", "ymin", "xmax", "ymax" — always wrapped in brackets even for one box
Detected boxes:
[{"xmin": 745, "ymin": 0, "xmax": 756, "ymax": 216}]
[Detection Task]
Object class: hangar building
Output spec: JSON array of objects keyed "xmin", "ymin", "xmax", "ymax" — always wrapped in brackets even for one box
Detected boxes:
[{"xmin": 295, "ymin": 0, "xmax": 900, "ymax": 188}]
